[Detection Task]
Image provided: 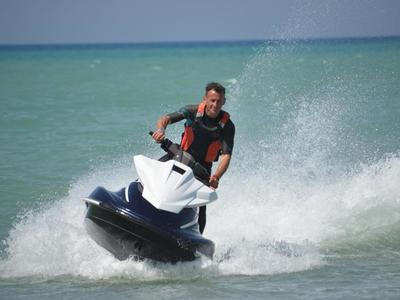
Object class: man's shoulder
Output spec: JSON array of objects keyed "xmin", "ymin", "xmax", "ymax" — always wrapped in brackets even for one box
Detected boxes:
[
  {"xmin": 222, "ymin": 110, "xmax": 235, "ymax": 127},
  {"xmin": 179, "ymin": 104, "xmax": 198, "ymax": 117},
  {"xmin": 222, "ymin": 112, "xmax": 235, "ymax": 136},
  {"xmin": 167, "ymin": 104, "xmax": 197, "ymax": 123}
]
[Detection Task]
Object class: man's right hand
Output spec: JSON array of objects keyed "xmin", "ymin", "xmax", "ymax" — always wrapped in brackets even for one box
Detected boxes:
[
  {"xmin": 153, "ymin": 115, "xmax": 170, "ymax": 143},
  {"xmin": 152, "ymin": 128, "xmax": 165, "ymax": 143}
]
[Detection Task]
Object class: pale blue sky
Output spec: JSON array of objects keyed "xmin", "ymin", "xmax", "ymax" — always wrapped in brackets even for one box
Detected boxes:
[{"xmin": 0, "ymin": 0, "xmax": 399, "ymax": 45}]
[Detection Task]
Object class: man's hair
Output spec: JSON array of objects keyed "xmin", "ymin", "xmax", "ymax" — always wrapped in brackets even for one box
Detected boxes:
[{"xmin": 205, "ymin": 82, "xmax": 225, "ymax": 95}]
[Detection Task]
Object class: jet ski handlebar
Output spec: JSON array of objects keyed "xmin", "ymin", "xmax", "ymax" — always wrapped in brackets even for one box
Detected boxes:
[{"xmin": 149, "ymin": 131, "xmax": 211, "ymax": 185}]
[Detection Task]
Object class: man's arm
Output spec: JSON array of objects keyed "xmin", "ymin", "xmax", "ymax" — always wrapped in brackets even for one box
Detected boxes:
[
  {"xmin": 209, "ymin": 154, "xmax": 231, "ymax": 189},
  {"xmin": 152, "ymin": 111, "xmax": 186, "ymax": 142},
  {"xmin": 152, "ymin": 105, "xmax": 197, "ymax": 143}
]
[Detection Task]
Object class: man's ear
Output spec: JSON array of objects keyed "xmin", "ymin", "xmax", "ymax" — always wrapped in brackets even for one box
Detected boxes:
[{"xmin": 202, "ymin": 96, "xmax": 207, "ymax": 103}]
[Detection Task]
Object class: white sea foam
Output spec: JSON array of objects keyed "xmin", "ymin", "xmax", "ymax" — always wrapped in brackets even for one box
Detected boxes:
[{"xmin": 1, "ymin": 148, "xmax": 399, "ymax": 280}]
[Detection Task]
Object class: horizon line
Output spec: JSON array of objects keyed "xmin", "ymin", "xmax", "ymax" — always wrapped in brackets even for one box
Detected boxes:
[{"xmin": 1, "ymin": 35, "xmax": 399, "ymax": 48}]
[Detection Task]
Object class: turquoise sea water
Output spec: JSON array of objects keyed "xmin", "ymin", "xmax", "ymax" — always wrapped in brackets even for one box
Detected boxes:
[{"xmin": 1, "ymin": 38, "xmax": 400, "ymax": 299}]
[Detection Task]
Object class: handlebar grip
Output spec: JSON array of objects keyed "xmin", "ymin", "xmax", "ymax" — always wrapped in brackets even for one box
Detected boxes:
[{"xmin": 149, "ymin": 131, "xmax": 154, "ymax": 136}]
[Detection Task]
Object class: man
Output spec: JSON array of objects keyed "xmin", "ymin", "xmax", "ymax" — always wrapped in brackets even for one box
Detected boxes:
[{"xmin": 152, "ymin": 82, "xmax": 235, "ymax": 234}]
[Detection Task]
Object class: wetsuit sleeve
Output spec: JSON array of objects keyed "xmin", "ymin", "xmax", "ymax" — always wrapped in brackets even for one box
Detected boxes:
[
  {"xmin": 221, "ymin": 120, "xmax": 235, "ymax": 155},
  {"xmin": 166, "ymin": 104, "xmax": 198, "ymax": 124}
]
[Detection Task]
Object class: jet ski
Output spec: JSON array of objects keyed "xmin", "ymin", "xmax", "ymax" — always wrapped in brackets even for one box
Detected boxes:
[{"xmin": 83, "ymin": 133, "xmax": 218, "ymax": 262}]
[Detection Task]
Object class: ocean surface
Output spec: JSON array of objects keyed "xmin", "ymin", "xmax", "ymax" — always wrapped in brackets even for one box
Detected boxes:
[{"xmin": 1, "ymin": 38, "xmax": 399, "ymax": 299}]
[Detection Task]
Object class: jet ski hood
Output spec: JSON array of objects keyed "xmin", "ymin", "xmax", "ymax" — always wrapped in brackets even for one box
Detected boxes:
[{"xmin": 134, "ymin": 155, "xmax": 217, "ymax": 214}]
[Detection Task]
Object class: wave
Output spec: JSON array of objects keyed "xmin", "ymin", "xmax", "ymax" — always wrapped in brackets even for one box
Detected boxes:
[
  {"xmin": 1, "ymin": 151, "xmax": 399, "ymax": 280},
  {"xmin": 210, "ymin": 152, "xmax": 400, "ymax": 253},
  {"xmin": 0, "ymin": 162, "xmax": 322, "ymax": 280}
]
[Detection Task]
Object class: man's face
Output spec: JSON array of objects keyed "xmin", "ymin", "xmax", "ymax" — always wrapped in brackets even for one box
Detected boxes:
[{"xmin": 203, "ymin": 89, "xmax": 225, "ymax": 118}]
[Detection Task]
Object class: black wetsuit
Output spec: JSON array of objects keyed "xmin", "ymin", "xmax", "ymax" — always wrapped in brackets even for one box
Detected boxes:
[{"xmin": 167, "ymin": 104, "xmax": 235, "ymax": 234}]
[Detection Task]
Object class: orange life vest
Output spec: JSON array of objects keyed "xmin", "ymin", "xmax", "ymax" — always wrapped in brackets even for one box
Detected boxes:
[{"xmin": 180, "ymin": 102, "xmax": 230, "ymax": 163}]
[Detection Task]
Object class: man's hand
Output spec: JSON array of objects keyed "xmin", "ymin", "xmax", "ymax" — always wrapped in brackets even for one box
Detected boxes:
[
  {"xmin": 209, "ymin": 175, "xmax": 219, "ymax": 189},
  {"xmin": 152, "ymin": 116, "xmax": 170, "ymax": 143},
  {"xmin": 208, "ymin": 154, "xmax": 231, "ymax": 189},
  {"xmin": 152, "ymin": 128, "xmax": 165, "ymax": 143}
]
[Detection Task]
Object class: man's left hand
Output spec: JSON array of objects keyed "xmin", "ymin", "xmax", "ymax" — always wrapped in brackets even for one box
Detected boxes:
[{"xmin": 209, "ymin": 175, "xmax": 219, "ymax": 189}]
